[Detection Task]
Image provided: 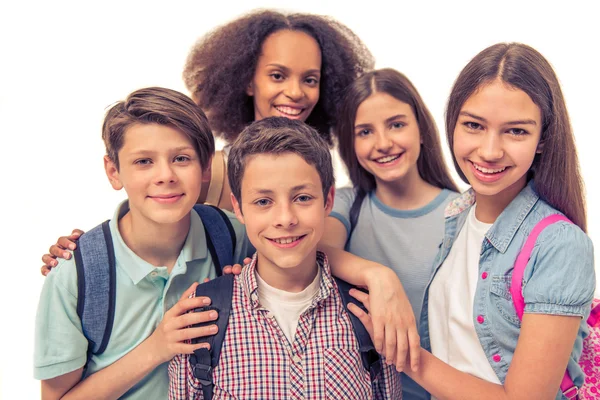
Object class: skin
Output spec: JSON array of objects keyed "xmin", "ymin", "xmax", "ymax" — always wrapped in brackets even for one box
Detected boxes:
[
  {"xmin": 349, "ymin": 79, "xmax": 582, "ymax": 399},
  {"xmin": 41, "ymin": 124, "xmax": 219, "ymax": 399},
  {"xmin": 246, "ymin": 29, "xmax": 321, "ymax": 123}
]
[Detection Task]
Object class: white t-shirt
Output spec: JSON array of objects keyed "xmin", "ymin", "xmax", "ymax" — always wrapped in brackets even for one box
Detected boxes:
[
  {"xmin": 256, "ymin": 268, "xmax": 321, "ymax": 344},
  {"xmin": 428, "ymin": 206, "xmax": 501, "ymax": 394}
]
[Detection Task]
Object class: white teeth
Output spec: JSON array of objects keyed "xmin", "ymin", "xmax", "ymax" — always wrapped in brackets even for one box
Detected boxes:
[
  {"xmin": 473, "ymin": 163, "xmax": 507, "ymax": 174},
  {"xmin": 273, "ymin": 236, "xmax": 300, "ymax": 244},
  {"xmin": 275, "ymin": 106, "xmax": 303, "ymax": 116},
  {"xmin": 375, "ymin": 154, "xmax": 400, "ymax": 163}
]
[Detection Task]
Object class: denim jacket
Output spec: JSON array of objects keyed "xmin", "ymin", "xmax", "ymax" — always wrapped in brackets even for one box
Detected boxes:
[{"xmin": 419, "ymin": 181, "xmax": 595, "ymax": 399}]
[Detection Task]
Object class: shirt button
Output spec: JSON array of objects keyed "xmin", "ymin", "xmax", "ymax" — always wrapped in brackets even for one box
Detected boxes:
[
  {"xmin": 477, "ymin": 315, "xmax": 485, "ymax": 324},
  {"xmin": 292, "ymin": 355, "xmax": 302, "ymax": 363},
  {"xmin": 493, "ymin": 354, "xmax": 502, "ymax": 362},
  {"xmin": 150, "ymin": 271, "xmax": 158, "ymax": 277},
  {"xmin": 481, "ymin": 272, "xmax": 488, "ymax": 279}
]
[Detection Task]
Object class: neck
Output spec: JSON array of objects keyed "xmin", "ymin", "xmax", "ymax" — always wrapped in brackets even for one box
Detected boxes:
[
  {"xmin": 474, "ymin": 178, "xmax": 527, "ymax": 223},
  {"xmin": 374, "ymin": 168, "xmax": 441, "ymax": 210},
  {"xmin": 255, "ymin": 249, "xmax": 319, "ymax": 292},
  {"xmin": 118, "ymin": 211, "xmax": 191, "ymax": 273}
]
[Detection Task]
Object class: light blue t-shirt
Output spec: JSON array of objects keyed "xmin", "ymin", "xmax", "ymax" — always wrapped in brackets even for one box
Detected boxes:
[
  {"xmin": 34, "ymin": 201, "xmax": 252, "ymax": 399},
  {"xmin": 330, "ymin": 187, "xmax": 457, "ymax": 400}
]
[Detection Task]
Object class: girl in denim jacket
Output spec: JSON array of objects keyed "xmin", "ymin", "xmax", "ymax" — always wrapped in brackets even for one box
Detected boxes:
[{"xmin": 353, "ymin": 43, "xmax": 595, "ymax": 399}]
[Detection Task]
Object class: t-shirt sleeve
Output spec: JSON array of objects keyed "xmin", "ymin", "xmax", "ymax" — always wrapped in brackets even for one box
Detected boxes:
[
  {"xmin": 329, "ymin": 186, "xmax": 356, "ymax": 237},
  {"xmin": 523, "ymin": 221, "xmax": 595, "ymax": 317},
  {"xmin": 34, "ymin": 258, "xmax": 88, "ymax": 380}
]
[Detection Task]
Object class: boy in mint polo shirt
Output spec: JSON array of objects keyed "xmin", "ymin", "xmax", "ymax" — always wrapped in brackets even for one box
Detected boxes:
[{"xmin": 34, "ymin": 87, "xmax": 251, "ymax": 399}]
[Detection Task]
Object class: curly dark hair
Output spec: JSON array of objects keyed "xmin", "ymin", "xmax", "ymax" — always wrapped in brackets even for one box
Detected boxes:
[{"xmin": 183, "ymin": 9, "xmax": 374, "ymax": 145}]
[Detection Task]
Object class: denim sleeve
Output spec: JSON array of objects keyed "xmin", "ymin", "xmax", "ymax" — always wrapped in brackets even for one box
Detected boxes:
[
  {"xmin": 329, "ymin": 186, "xmax": 355, "ymax": 236},
  {"xmin": 523, "ymin": 221, "xmax": 595, "ymax": 317}
]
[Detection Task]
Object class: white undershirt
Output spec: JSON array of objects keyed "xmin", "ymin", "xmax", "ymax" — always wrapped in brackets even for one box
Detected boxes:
[
  {"xmin": 256, "ymin": 267, "xmax": 322, "ymax": 344},
  {"xmin": 429, "ymin": 206, "xmax": 501, "ymax": 396}
]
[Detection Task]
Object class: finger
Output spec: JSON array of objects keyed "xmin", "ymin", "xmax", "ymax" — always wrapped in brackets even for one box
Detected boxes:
[
  {"xmin": 57, "ymin": 236, "xmax": 77, "ymax": 251},
  {"xmin": 232, "ymin": 264, "xmax": 242, "ymax": 275},
  {"xmin": 203, "ymin": 278, "xmax": 210, "ymax": 283},
  {"xmin": 179, "ymin": 282, "xmax": 200, "ymax": 302},
  {"xmin": 41, "ymin": 265, "xmax": 51, "ymax": 276},
  {"xmin": 347, "ymin": 303, "xmax": 374, "ymax": 340},
  {"xmin": 349, "ymin": 289, "xmax": 371, "ymax": 311},
  {"xmin": 174, "ymin": 324, "xmax": 219, "ymax": 342},
  {"xmin": 408, "ymin": 328, "xmax": 421, "ymax": 372},
  {"xmin": 175, "ymin": 309, "xmax": 219, "ymax": 330},
  {"xmin": 41, "ymin": 254, "xmax": 58, "ymax": 268},
  {"xmin": 222, "ymin": 265, "xmax": 233, "ymax": 275},
  {"xmin": 243, "ymin": 257, "xmax": 252, "ymax": 265},
  {"xmin": 70, "ymin": 229, "xmax": 84, "ymax": 238},
  {"xmin": 177, "ymin": 342, "xmax": 211, "ymax": 355},
  {"xmin": 391, "ymin": 329, "xmax": 408, "ymax": 372},
  {"xmin": 49, "ymin": 244, "xmax": 71, "ymax": 260}
]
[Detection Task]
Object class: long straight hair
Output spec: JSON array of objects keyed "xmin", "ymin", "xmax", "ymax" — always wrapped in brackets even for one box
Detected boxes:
[
  {"xmin": 445, "ymin": 43, "xmax": 587, "ymax": 232},
  {"xmin": 336, "ymin": 68, "xmax": 458, "ymax": 227}
]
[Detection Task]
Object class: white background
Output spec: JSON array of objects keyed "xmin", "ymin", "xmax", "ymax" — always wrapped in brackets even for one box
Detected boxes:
[{"xmin": 1, "ymin": 1, "xmax": 598, "ymax": 398}]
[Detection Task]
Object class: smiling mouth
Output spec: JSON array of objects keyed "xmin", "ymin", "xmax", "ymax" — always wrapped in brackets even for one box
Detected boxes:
[
  {"xmin": 269, "ymin": 235, "xmax": 306, "ymax": 244},
  {"xmin": 471, "ymin": 162, "xmax": 507, "ymax": 174},
  {"xmin": 274, "ymin": 105, "xmax": 304, "ymax": 117},
  {"xmin": 374, "ymin": 153, "xmax": 402, "ymax": 164}
]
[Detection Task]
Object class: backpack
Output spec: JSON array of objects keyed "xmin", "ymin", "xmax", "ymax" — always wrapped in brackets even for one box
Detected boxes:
[
  {"xmin": 73, "ymin": 204, "xmax": 236, "ymax": 368},
  {"xmin": 189, "ymin": 274, "xmax": 383, "ymax": 400},
  {"xmin": 510, "ymin": 214, "xmax": 600, "ymax": 400}
]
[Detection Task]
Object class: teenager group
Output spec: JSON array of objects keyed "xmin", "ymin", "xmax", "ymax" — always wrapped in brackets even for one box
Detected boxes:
[{"xmin": 34, "ymin": 9, "xmax": 595, "ymax": 400}]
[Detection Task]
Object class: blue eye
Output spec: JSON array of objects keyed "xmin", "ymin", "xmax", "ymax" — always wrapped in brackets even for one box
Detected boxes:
[
  {"xmin": 255, "ymin": 199, "xmax": 271, "ymax": 207},
  {"xmin": 464, "ymin": 121, "xmax": 483, "ymax": 130},
  {"xmin": 508, "ymin": 128, "xmax": 528, "ymax": 136},
  {"xmin": 174, "ymin": 155, "xmax": 191, "ymax": 162},
  {"xmin": 391, "ymin": 122, "xmax": 405, "ymax": 129},
  {"xmin": 296, "ymin": 195, "xmax": 313, "ymax": 203},
  {"xmin": 135, "ymin": 158, "xmax": 152, "ymax": 165}
]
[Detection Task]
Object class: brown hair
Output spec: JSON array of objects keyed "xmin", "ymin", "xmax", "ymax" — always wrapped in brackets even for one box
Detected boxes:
[
  {"xmin": 183, "ymin": 9, "xmax": 374, "ymax": 145},
  {"xmin": 336, "ymin": 68, "xmax": 458, "ymax": 225},
  {"xmin": 227, "ymin": 117, "xmax": 334, "ymax": 205},
  {"xmin": 445, "ymin": 43, "xmax": 587, "ymax": 231},
  {"xmin": 102, "ymin": 87, "xmax": 214, "ymax": 171}
]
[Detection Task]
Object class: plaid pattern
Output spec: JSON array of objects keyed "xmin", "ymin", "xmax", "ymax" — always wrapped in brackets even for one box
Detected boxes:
[{"xmin": 169, "ymin": 252, "xmax": 401, "ymax": 399}]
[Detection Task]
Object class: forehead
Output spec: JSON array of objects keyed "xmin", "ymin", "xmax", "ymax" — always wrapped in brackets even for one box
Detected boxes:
[
  {"xmin": 241, "ymin": 152, "xmax": 322, "ymax": 194},
  {"xmin": 461, "ymin": 80, "xmax": 542, "ymax": 124},
  {"xmin": 257, "ymin": 29, "xmax": 322, "ymax": 71},
  {"xmin": 355, "ymin": 92, "xmax": 414, "ymax": 124},
  {"xmin": 120, "ymin": 123, "xmax": 194, "ymax": 152}
]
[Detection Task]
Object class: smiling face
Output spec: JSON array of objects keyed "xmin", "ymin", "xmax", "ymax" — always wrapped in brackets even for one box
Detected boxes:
[
  {"xmin": 453, "ymin": 79, "xmax": 542, "ymax": 204},
  {"xmin": 231, "ymin": 152, "xmax": 334, "ymax": 277},
  {"xmin": 247, "ymin": 29, "xmax": 322, "ymax": 122},
  {"xmin": 353, "ymin": 92, "xmax": 422, "ymax": 188},
  {"xmin": 105, "ymin": 123, "xmax": 203, "ymax": 227}
]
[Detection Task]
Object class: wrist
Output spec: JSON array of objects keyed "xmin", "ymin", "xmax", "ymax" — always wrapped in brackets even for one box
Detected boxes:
[
  {"xmin": 363, "ymin": 263, "xmax": 395, "ymax": 289},
  {"xmin": 143, "ymin": 332, "xmax": 170, "ymax": 366}
]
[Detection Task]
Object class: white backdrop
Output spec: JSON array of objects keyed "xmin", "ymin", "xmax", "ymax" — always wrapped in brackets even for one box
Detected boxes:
[{"xmin": 1, "ymin": 0, "xmax": 598, "ymax": 398}]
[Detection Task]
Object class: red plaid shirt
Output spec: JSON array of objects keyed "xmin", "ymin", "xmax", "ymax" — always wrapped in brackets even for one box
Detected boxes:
[{"xmin": 168, "ymin": 251, "xmax": 401, "ymax": 399}]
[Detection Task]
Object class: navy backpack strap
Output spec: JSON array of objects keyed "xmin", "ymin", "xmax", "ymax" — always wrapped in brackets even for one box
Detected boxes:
[
  {"xmin": 189, "ymin": 274, "xmax": 235, "ymax": 400},
  {"xmin": 334, "ymin": 277, "xmax": 382, "ymax": 381},
  {"xmin": 193, "ymin": 204, "xmax": 236, "ymax": 276},
  {"xmin": 73, "ymin": 220, "xmax": 117, "ymax": 364}
]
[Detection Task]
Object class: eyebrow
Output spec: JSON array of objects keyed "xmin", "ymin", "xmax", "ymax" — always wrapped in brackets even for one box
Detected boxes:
[
  {"xmin": 249, "ymin": 184, "xmax": 317, "ymax": 196},
  {"xmin": 128, "ymin": 146, "xmax": 196, "ymax": 155},
  {"xmin": 459, "ymin": 111, "xmax": 537, "ymax": 126},
  {"xmin": 355, "ymin": 114, "xmax": 408, "ymax": 130},
  {"xmin": 266, "ymin": 63, "xmax": 321, "ymax": 75}
]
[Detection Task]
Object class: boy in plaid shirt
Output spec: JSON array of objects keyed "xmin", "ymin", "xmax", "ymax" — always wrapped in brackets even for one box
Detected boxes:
[{"xmin": 168, "ymin": 117, "xmax": 401, "ymax": 399}]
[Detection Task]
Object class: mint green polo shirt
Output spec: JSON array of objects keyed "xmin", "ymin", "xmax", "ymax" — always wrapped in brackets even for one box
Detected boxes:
[{"xmin": 34, "ymin": 201, "xmax": 252, "ymax": 399}]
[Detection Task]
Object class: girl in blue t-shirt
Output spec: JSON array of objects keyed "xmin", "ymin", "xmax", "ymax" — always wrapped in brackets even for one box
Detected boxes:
[
  {"xmin": 354, "ymin": 44, "xmax": 595, "ymax": 400},
  {"xmin": 321, "ymin": 68, "xmax": 459, "ymax": 399}
]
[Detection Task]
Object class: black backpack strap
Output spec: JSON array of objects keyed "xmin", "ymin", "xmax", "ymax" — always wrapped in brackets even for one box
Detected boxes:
[
  {"xmin": 334, "ymin": 277, "xmax": 382, "ymax": 381},
  {"xmin": 189, "ymin": 274, "xmax": 235, "ymax": 400},
  {"xmin": 193, "ymin": 204, "xmax": 236, "ymax": 276},
  {"xmin": 73, "ymin": 220, "xmax": 117, "ymax": 367},
  {"xmin": 348, "ymin": 188, "xmax": 367, "ymax": 241}
]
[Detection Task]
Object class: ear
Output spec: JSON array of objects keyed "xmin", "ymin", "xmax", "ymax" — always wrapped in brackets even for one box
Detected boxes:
[
  {"xmin": 231, "ymin": 192, "xmax": 245, "ymax": 224},
  {"xmin": 324, "ymin": 186, "xmax": 335, "ymax": 216},
  {"xmin": 246, "ymin": 81, "xmax": 254, "ymax": 97},
  {"xmin": 536, "ymin": 140, "xmax": 545, "ymax": 154},
  {"xmin": 104, "ymin": 155, "xmax": 123, "ymax": 190}
]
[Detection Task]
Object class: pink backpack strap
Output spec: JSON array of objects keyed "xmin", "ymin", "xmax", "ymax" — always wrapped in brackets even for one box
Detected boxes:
[{"xmin": 510, "ymin": 214, "xmax": 577, "ymax": 397}]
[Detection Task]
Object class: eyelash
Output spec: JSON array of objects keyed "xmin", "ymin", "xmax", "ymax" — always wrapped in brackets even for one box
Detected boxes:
[
  {"xmin": 269, "ymin": 73, "xmax": 319, "ymax": 86},
  {"xmin": 462, "ymin": 122, "xmax": 528, "ymax": 136}
]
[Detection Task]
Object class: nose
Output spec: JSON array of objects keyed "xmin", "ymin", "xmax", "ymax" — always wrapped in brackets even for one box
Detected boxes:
[
  {"xmin": 273, "ymin": 202, "xmax": 298, "ymax": 228},
  {"xmin": 477, "ymin": 131, "xmax": 504, "ymax": 161},
  {"xmin": 375, "ymin": 131, "xmax": 393, "ymax": 152},
  {"xmin": 283, "ymin": 79, "xmax": 304, "ymax": 102},
  {"xmin": 155, "ymin": 161, "xmax": 177, "ymax": 184}
]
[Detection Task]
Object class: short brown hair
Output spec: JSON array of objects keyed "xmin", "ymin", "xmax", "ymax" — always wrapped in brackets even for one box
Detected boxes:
[
  {"xmin": 227, "ymin": 117, "xmax": 334, "ymax": 204},
  {"xmin": 102, "ymin": 87, "xmax": 214, "ymax": 170},
  {"xmin": 445, "ymin": 43, "xmax": 587, "ymax": 231}
]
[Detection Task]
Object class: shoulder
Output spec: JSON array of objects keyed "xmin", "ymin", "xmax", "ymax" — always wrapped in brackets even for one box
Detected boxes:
[
  {"xmin": 219, "ymin": 208, "xmax": 246, "ymax": 240},
  {"xmin": 44, "ymin": 256, "xmax": 79, "ymax": 299},
  {"xmin": 334, "ymin": 186, "xmax": 357, "ymax": 202}
]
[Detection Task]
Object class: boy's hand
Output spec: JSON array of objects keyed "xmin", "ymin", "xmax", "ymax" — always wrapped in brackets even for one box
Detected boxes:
[
  {"xmin": 349, "ymin": 272, "xmax": 420, "ymax": 373},
  {"xmin": 40, "ymin": 229, "xmax": 84, "ymax": 276},
  {"xmin": 149, "ymin": 282, "xmax": 219, "ymax": 363}
]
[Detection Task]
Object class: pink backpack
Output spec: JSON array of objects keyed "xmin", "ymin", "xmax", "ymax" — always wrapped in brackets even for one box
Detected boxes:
[{"xmin": 511, "ymin": 214, "xmax": 600, "ymax": 399}]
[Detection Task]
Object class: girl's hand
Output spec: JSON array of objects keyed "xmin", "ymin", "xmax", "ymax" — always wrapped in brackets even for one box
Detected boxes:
[
  {"xmin": 148, "ymin": 282, "xmax": 219, "ymax": 363},
  {"xmin": 202, "ymin": 257, "xmax": 251, "ymax": 282},
  {"xmin": 40, "ymin": 229, "xmax": 84, "ymax": 276},
  {"xmin": 351, "ymin": 270, "xmax": 420, "ymax": 373}
]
